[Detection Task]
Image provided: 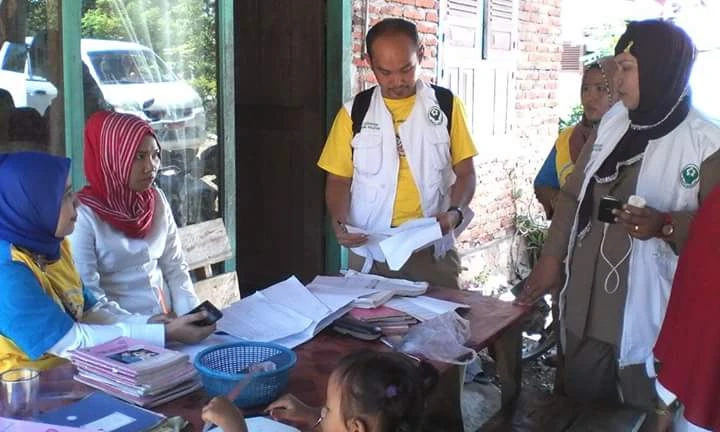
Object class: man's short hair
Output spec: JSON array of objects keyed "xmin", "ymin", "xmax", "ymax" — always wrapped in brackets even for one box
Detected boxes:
[{"xmin": 366, "ymin": 18, "xmax": 419, "ymax": 58}]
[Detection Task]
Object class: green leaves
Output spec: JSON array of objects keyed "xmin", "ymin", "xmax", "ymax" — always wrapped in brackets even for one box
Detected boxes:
[{"xmin": 558, "ymin": 104, "xmax": 583, "ymax": 132}]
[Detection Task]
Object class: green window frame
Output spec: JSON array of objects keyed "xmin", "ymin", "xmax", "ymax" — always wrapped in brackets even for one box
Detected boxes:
[{"xmin": 324, "ymin": 0, "xmax": 352, "ymax": 273}]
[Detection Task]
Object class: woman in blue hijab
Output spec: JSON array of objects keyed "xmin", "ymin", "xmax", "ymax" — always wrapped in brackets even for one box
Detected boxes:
[
  {"xmin": 0, "ymin": 152, "xmax": 72, "ymax": 260},
  {"xmin": 0, "ymin": 152, "xmax": 214, "ymax": 372}
]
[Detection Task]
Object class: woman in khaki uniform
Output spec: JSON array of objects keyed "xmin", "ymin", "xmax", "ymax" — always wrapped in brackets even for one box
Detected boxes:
[{"xmin": 517, "ymin": 19, "xmax": 720, "ymax": 429}]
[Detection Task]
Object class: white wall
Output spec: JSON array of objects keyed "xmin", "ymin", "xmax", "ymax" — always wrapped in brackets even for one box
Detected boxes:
[{"xmin": 558, "ymin": 71, "xmax": 582, "ymax": 120}]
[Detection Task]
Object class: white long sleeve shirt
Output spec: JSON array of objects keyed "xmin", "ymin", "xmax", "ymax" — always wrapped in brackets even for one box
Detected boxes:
[
  {"xmin": 47, "ymin": 297, "xmax": 165, "ymax": 359},
  {"xmin": 70, "ymin": 188, "xmax": 200, "ymax": 315}
]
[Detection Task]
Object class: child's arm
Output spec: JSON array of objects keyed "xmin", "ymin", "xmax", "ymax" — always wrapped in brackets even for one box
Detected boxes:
[
  {"xmin": 202, "ymin": 397, "xmax": 248, "ymax": 432},
  {"xmin": 266, "ymin": 394, "xmax": 322, "ymax": 426}
]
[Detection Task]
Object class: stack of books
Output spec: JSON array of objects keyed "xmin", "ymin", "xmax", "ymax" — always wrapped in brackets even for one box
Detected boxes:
[
  {"xmin": 309, "ymin": 270, "xmax": 428, "ymax": 308},
  {"xmin": 348, "ymin": 306, "xmax": 418, "ymax": 335},
  {"xmin": 69, "ymin": 337, "xmax": 202, "ymax": 407}
]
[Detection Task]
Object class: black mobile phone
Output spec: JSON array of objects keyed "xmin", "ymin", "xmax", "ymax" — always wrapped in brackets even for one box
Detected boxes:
[
  {"xmin": 185, "ymin": 300, "xmax": 223, "ymax": 326},
  {"xmin": 598, "ymin": 195, "xmax": 623, "ymax": 224}
]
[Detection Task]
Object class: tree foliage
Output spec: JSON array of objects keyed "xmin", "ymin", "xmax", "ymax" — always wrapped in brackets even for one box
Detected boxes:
[{"xmin": 559, "ymin": 104, "xmax": 584, "ymax": 132}]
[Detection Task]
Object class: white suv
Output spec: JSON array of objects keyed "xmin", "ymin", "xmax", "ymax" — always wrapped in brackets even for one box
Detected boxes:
[
  {"xmin": 81, "ymin": 39, "xmax": 206, "ymax": 151},
  {"xmin": 0, "ymin": 38, "xmax": 206, "ymax": 152},
  {"xmin": 0, "ymin": 40, "xmax": 57, "ymax": 114}
]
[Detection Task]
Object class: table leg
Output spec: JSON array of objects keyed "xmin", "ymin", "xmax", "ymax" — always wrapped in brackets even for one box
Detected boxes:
[
  {"xmin": 424, "ymin": 364, "xmax": 464, "ymax": 432},
  {"xmin": 490, "ymin": 322, "xmax": 522, "ymax": 407}
]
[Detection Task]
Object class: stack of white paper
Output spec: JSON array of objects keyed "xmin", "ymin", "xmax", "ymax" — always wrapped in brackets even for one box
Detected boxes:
[
  {"xmin": 217, "ymin": 292, "xmax": 314, "ymax": 342},
  {"xmin": 347, "ymin": 217, "xmax": 443, "ymax": 271},
  {"xmin": 308, "ymin": 271, "xmax": 427, "ymax": 309},
  {"xmin": 215, "ymin": 277, "xmax": 354, "ymax": 349},
  {"xmin": 385, "ymin": 296, "xmax": 470, "ymax": 321}
]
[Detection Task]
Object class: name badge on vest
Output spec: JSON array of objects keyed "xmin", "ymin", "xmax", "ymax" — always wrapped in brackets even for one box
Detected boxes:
[{"xmin": 427, "ymin": 105, "xmax": 443, "ymax": 125}]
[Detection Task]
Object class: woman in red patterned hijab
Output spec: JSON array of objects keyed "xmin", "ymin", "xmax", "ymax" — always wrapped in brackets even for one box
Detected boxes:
[
  {"xmin": 78, "ymin": 111, "xmax": 158, "ymax": 238},
  {"xmin": 71, "ymin": 111, "xmax": 199, "ymax": 316}
]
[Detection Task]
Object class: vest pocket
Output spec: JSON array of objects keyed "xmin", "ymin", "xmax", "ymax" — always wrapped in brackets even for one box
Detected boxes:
[
  {"xmin": 424, "ymin": 171, "xmax": 454, "ymax": 215},
  {"xmin": 352, "ymin": 133, "xmax": 383, "ymax": 175},
  {"xmin": 653, "ymin": 242, "xmax": 678, "ymax": 285},
  {"xmin": 349, "ymin": 178, "xmax": 379, "ymax": 227},
  {"xmin": 430, "ymin": 127, "xmax": 451, "ymax": 169}
]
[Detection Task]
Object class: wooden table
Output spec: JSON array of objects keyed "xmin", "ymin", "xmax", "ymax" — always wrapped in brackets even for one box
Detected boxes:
[{"xmin": 39, "ymin": 288, "xmax": 528, "ymax": 432}]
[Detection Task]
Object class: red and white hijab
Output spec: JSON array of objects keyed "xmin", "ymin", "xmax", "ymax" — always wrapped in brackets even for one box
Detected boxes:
[{"xmin": 78, "ymin": 111, "xmax": 157, "ymax": 238}]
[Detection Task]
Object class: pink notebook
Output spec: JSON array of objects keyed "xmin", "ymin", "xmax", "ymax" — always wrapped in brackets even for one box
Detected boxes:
[
  {"xmin": 71, "ymin": 359, "xmax": 196, "ymax": 390},
  {"xmin": 74, "ymin": 374, "xmax": 202, "ymax": 408},
  {"xmin": 70, "ymin": 337, "xmax": 188, "ymax": 378}
]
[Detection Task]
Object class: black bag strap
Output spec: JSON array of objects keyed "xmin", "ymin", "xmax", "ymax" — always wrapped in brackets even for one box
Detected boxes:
[
  {"xmin": 431, "ymin": 84, "xmax": 453, "ymax": 135},
  {"xmin": 350, "ymin": 85, "xmax": 454, "ymax": 137},
  {"xmin": 351, "ymin": 87, "xmax": 375, "ymax": 137}
]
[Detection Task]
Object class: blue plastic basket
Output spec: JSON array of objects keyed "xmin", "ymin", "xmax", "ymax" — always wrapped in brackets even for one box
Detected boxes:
[{"xmin": 194, "ymin": 342, "xmax": 296, "ymax": 408}]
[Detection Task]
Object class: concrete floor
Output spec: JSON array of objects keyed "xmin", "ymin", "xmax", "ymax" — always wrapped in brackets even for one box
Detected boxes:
[{"xmin": 462, "ymin": 381, "xmax": 502, "ymax": 432}]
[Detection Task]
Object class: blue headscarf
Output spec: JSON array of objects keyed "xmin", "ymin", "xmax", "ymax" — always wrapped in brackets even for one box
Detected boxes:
[{"xmin": 0, "ymin": 152, "xmax": 71, "ymax": 260}]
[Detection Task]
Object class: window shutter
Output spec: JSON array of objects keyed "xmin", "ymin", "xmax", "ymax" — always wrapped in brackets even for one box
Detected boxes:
[
  {"xmin": 561, "ymin": 43, "xmax": 583, "ymax": 72},
  {"xmin": 445, "ymin": 0, "xmax": 483, "ymax": 48},
  {"xmin": 447, "ymin": 0, "xmax": 482, "ymax": 19},
  {"xmin": 486, "ymin": 0, "xmax": 516, "ymax": 58}
]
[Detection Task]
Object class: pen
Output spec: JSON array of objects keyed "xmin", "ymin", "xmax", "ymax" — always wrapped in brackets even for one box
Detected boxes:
[
  {"xmin": 202, "ymin": 372, "xmax": 258, "ymax": 432},
  {"xmin": 153, "ymin": 286, "xmax": 170, "ymax": 315}
]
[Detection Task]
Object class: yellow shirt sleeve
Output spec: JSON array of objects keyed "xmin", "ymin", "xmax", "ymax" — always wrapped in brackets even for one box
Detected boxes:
[
  {"xmin": 317, "ymin": 108, "xmax": 354, "ymax": 178},
  {"xmin": 450, "ymin": 96, "xmax": 479, "ymax": 165}
]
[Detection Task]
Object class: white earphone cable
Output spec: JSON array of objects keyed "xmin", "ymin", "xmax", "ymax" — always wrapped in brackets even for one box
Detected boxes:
[{"xmin": 600, "ymin": 223, "xmax": 633, "ymax": 294}]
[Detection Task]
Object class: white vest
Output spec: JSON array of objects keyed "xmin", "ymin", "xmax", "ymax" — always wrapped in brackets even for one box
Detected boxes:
[
  {"xmin": 561, "ymin": 102, "xmax": 720, "ymax": 368},
  {"xmin": 346, "ymin": 81, "xmax": 457, "ymax": 263}
]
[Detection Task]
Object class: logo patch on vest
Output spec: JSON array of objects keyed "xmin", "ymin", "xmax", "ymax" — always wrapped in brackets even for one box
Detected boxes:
[
  {"xmin": 680, "ymin": 164, "xmax": 700, "ymax": 188},
  {"xmin": 427, "ymin": 105, "xmax": 443, "ymax": 125}
]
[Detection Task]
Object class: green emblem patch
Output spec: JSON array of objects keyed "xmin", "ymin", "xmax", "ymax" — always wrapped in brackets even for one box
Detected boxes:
[
  {"xmin": 427, "ymin": 106, "xmax": 443, "ymax": 125},
  {"xmin": 680, "ymin": 164, "xmax": 700, "ymax": 188}
]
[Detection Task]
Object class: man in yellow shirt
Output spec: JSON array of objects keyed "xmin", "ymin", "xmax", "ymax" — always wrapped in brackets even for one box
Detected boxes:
[{"xmin": 318, "ymin": 19, "xmax": 477, "ymax": 289}]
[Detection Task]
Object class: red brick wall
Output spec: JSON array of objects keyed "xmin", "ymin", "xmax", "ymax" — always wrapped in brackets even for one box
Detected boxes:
[
  {"xmin": 515, "ymin": 0, "xmax": 563, "ymax": 158},
  {"xmin": 351, "ymin": 0, "xmax": 441, "ymax": 94}
]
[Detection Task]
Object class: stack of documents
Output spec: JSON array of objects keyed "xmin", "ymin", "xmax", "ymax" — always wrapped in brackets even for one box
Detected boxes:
[
  {"xmin": 192, "ymin": 274, "xmax": 442, "ymax": 352},
  {"xmin": 216, "ymin": 276, "xmax": 355, "ymax": 349},
  {"xmin": 308, "ymin": 270, "xmax": 428, "ymax": 308},
  {"xmin": 385, "ymin": 295, "xmax": 471, "ymax": 321},
  {"xmin": 69, "ymin": 337, "xmax": 201, "ymax": 407},
  {"xmin": 348, "ymin": 306, "xmax": 418, "ymax": 335},
  {"xmin": 347, "ymin": 217, "xmax": 443, "ymax": 271}
]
